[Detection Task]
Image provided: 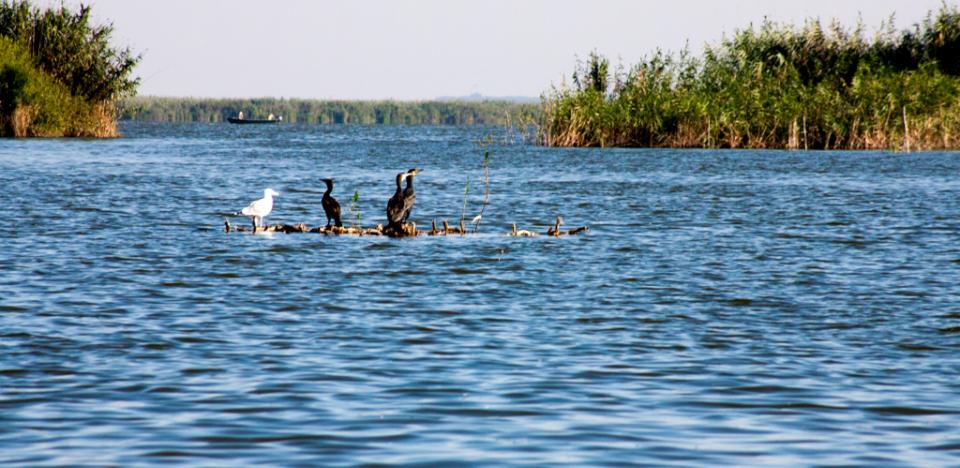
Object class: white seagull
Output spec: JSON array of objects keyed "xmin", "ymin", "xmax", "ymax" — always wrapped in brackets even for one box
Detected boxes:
[{"xmin": 239, "ymin": 188, "xmax": 279, "ymax": 227}]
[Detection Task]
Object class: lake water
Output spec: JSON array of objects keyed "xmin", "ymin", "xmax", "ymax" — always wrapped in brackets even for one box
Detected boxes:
[{"xmin": 2, "ymin": 123, "xmax": 959, "ymax": 465}]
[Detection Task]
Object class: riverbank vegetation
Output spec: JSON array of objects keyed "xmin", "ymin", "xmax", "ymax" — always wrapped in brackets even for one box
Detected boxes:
[
  {"xmin": 121, "ymin": 96, "xmax": 540, "ymax": 126},
  {"xmin": 0, "ymin": 1, "xmax": 139, "ymax": 137},
  {"xmin": 541, "ymin": 5, "xmax": 960, "ymax": 150}
]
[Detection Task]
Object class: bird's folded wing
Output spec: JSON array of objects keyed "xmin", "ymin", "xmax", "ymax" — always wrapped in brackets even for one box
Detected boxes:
[
  {"xmin": 240, "ymin": 202, "xmax": 257, "ymax": 216},
  {"xmin": 241, "ymin": 198, "xmax": 272, "ymax": 216}
]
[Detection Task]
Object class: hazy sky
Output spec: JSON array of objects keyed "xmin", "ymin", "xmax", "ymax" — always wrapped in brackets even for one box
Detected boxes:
[{"xmin": 59, "ymin": 0, "xmax": 947, "ymax": 100}]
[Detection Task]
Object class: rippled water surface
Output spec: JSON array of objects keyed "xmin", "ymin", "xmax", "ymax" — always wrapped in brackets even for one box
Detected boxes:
[{"xmin": 2, "ymin": 123, "xmax": 960, "ymax": 465}]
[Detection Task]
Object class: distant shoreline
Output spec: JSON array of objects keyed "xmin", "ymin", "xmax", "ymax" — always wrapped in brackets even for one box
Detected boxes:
[{"xmin": 120, "ymin": 96, "xmax": 541, "ymax": 126}]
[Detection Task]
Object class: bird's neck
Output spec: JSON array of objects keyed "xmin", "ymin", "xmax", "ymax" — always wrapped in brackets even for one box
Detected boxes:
[{"xmin": 323, "ymin": 183, "xmax": 332, "ymax": 197}]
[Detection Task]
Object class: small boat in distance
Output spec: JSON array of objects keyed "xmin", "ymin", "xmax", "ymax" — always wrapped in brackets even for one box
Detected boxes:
[{"xmin": 228, "ymin": 111, "xmax": 281, "ymax": 124}]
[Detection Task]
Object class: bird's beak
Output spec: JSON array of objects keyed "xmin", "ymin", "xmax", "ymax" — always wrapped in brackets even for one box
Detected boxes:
[{"xmin": 411, "ymin": 168, "xmax": 423, "ymax": 175}]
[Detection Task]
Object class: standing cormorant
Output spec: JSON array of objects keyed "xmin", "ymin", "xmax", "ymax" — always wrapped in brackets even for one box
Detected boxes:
[
  {"xmin": 401, "ymin": 168, "xmax": 421, "ymax": 223},
  {"xmin": 386, "ymin": 171, "xmax": 410, "ymax": 230},
  {"xmin": 321, "ymin": 178, "xmax": 342, "ymax": 227}
]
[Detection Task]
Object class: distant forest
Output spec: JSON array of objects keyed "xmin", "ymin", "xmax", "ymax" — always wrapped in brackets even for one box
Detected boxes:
[{"xmin": 120, "ymin": 96, "xmax": 541, "ymax": 126}]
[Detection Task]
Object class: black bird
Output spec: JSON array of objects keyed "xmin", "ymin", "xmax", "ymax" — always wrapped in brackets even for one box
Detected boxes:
[
  {"xmin": 401, "ymin": 168, "xmax": 421, "ymax": 223},
  {"xmin": 321, "ymin": 178, "xmax": 342, "ymax": 227},
  {"xmin": 386, "ymin": 172, "xmax": 409, "ymax": 230}
]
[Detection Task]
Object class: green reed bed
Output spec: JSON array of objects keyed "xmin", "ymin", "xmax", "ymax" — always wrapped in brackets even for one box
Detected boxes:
[{"xmin": 541, "ymin": 5, "xmax": 960, "ymax": 150}]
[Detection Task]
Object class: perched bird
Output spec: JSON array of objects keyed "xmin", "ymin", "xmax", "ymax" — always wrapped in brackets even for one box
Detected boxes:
[
  {"xmin": 401, "ymin": 168, "xmax": 421, "ymax": 223},
  {"xmin": 386, "ymin": 172, "xmax": 410, "ymax": 230},
  {"xmin": 320, "ymin": 178, "xmax": 342, "ymax": 227},
  {"xmin": 239, "ymin": 188, "xmax": 279, "ymax": 227}
]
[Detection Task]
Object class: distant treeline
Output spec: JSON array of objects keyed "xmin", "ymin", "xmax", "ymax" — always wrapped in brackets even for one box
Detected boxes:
[
  {"xmin": 0, "ymin": 1, "xmax": 138, "ymax": 137},
  {"xmin": 121, "ymin": 96, "xmax": 541, "ymax": 126},
  {"xmin": 542, "ymin": 5, "xmax": 960, "ymax": 150}
]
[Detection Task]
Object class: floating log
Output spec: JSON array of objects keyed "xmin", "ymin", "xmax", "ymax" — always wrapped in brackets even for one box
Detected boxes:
[
  {"xmin": 438, "ymin": 219, "xmax": 465, "ymax": 235},
  {"xmin": 228, "ymin": 222, "xmax": 310, "ymax": 234},
  {"xmin": 224, "ymin": 216, "xmax": 587, "ymax": 237},
  {"xmin": 284, "ymin": 223, "xmax": 310, "ymax": 234},
  {"xmin": 311, "ymin": 224, "xmax": 383, "ymax": 236},
  {"xmin": 382, "ymin": 222, "xmax": 418, "ymax": 238}
]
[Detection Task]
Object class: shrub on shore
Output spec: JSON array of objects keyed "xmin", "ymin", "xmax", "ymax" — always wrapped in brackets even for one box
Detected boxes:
[{"xmin": 0, "ymin": 1, "xmax": 139, "ymax": 137}]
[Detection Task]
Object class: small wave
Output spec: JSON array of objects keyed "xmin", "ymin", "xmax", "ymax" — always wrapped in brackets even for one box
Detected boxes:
[
  {"xmin": 419, "ymin": 406, "xmax": 549, "ymax": 418},
  {"xmin": 824, "ymin": 219, "xmax": 852, "ymax": 226},
  {"xmin": 145, "ymin": 386, "xmax": 181, "ymax": 394},
  {"xmin": 180, "ymin": 367, "xmax": 224, "ymax": 376},
  {"xmin": 102, "ymin": 255, "xmax": 138, "ymax": 263},
  {"xmin": 864, "ymin": 406, "xmax": 958, "ymax": 416},
  {"xmin": 721, "ymin": 385, "xmax": 805, "ymax": 394},
  {"xmin": 923, "ymin": 442, "xmax": 960, "ymax": 451},
  {"xmin": 113, "ymin": 383, "xmax": 149, "ymax": 393},
  {"xmin": 209, "ymin": 271, "xmax": 240, "ymax": 279},
  {"xmin": 819, "ymin": 322, "xmax": 861, "ymax": 330},
  {"xmin": 364, "ymin": 242, "xmax": 397, "ymax": 251},
  {"xmin": 0, "ymin": 331, "xmax": 32, "ymax": 338},
  {"xmin": 831, "ymin": 238, "xmax": 872, "ymax": 248},
  {"xmin": 687, "ymin": 400, "xmax": 848, "ymax": 411},
  {"xmin": 143, "ymin": 342, "xmax": 174, "ymax": 350},
  {"xmin": 773, "ymin": 232, "xmax": 811, "ymax": 240},
  {"xmin": 221, "ymin": 405, "xmax": 286, "ymax": 414},
  {"xmin": 896, "ymin": 342, "xmax": 941, "ymax": 351},
  {"xmin": 449, "ymin": 267, "xmax": 481, "ymax": 275},
  {"xmin": 143, "ymin": 450, "xmax": 205, "ymax": 458},
  {"xmin": 384, "ymin": 386, "xmax": 468, "ymax": 397},
  {"xmin": 401, "ymin": 337, "xmax": 436, "ymax": 345},
  {"xmin": 265, "ymin": 244, "xmax": 310, "ymax": 254},
  {"xmin": 173, "ymin": 335, "xmax": 227, "ymax": 344}
]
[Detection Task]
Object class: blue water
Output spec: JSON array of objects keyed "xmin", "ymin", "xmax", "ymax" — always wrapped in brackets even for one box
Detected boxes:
[{"xmin": 2, "ymin": 123, "xmax": 959, "ymax": 465}]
